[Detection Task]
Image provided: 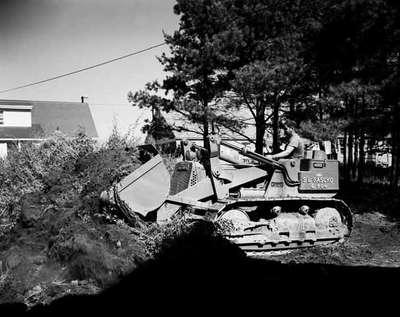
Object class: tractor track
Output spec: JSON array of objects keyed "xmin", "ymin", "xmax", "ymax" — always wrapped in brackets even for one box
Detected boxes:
[{"xmin": 256, "ymin": 212, "xmax": 400, "ymax": 267}]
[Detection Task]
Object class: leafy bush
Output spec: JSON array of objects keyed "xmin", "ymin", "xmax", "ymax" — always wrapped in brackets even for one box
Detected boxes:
[
  {"xmin": 0, "ymin": 128, "xmax": 153, "ymax": 304},
  {"xmin": 0, "ymin": 129, "xmax": 140, "ymax": 235},
  {"xmin": 0, "ymin": 132, "xmax": 91, "ymax": 228}
]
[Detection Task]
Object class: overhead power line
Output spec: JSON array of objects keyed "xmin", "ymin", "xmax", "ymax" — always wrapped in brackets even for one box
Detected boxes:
[
  {"xmin": 0, "ymin": 42, "xmax": 166, "ymax": 94},
  {"xmin": 91, "ymin": 103, "xmax": 133, "ymax": 107}
]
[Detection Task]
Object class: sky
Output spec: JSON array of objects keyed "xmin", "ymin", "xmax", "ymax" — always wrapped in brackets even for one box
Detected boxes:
[{"xmin": 0, "ymin": 0, "xmax": 178, "ymax": 141}]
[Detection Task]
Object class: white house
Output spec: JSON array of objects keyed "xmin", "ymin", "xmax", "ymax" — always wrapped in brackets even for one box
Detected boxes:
[
  {"xmin": 0, "ymin": 99, "xmax": 98, "ymax": 158},
  {"xmin": 335, "ymin": 134, "xmax": 392, "ymax": 167}
]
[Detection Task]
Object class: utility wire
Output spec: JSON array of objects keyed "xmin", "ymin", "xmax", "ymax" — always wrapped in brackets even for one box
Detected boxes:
[
  {"xmin": 0, "ymin": 42, "xmax": 166, "ymax": 94},
  {"xmin": 91, "ymin": 103, "xmax": 133, "ymax": 107}
]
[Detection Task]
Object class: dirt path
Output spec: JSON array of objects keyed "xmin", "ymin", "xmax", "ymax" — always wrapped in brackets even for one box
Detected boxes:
[{"xmin": 263, "ymin": 212, "xmax": 400, "ymax": 267}]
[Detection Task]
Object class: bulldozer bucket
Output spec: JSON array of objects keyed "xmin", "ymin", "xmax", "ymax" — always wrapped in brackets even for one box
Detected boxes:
[{"xmin": 115, "ymin": 154, "xmax": 170, "ymax": 217}]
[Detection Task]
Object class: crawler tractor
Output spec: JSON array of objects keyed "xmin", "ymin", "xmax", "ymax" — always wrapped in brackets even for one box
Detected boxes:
[{"xmin": 101, "ymin": 134, "xmax": 352, "ymax": 252}]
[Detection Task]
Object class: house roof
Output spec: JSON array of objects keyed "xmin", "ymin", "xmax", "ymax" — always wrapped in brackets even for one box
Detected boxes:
[
  {"xmin": 0, "ymin": 124, "xmax": 44, "ymax": 139},
  {"xmin": 0, "ymin": 99, "xmax": 98, "ymax": 139}
]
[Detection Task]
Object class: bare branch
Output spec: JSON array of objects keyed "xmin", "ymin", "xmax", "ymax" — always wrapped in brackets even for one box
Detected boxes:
[
  {"xmin": 242, "ymin": 94, "xmax": 257, "ymax": 119},
  {"xmin": 218, "ymin": 122, "xmax": 255, "ymax": 144},
  {"xmin": 264, "ymin": 112, "xmax": 274, "ymax": 123},
  {"xmin": 171, "ymin": 124, "xmax": 203, "ymax": 136}
]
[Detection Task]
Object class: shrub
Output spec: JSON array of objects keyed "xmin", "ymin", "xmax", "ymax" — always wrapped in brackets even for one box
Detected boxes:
[
  {"xmin": 0, "ymin": 132, "xmax": 93, "ymax": 230},
  {"xmin": 0, "ymin": 129, "xmax": 140, "ymax": 235}
]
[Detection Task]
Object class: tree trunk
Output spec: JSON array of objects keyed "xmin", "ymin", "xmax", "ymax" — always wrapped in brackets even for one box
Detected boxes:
[
  {"xmin": 390, "ymin": 103, "xmax": 400, "ymax": 192},
  {"xmin": 318, "ymin": 87, "xmax": 323, "ymax": 120},
  {"xmin": 357, "ymin": 131, "xmax": 365, "ymax": 184},
  {"xmin": 343, "ymin": 132, "xmax": 347, "ymax": 182},
  {"xmin": 255, "ymin": 105, "xmax": 266, "ymax": 154},
  {"xmin": 347, "ymin": 132, "xmax": 353, "ymax": 182},
  {"xmin": 272, "ymin": 99, "xmax": 280, "ymax": 153},
  {"xmin": 203, "ymin": 101, "xmax": 209, "ymax": 151},
  {"xmin": 352, "ymin": 131, "xmax": 359, "ymax": 180},
  {"xmin": 390, "ymin": 128, "xmax": 399, "ymax": 191},
  {"xmin": 203, "ymin": 121, "xmax": 209, "ymax": 147}
]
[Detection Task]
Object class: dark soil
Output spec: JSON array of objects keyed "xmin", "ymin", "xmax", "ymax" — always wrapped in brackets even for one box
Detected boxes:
[
  {"xmin": 0, "ymin": 192, "xmax": 147, "ymax": 306},
  {"xmin": 0, "ymin": 133, "xmax": 147, "ymax": 307},
  {"xmin": 264, "ymin": 212, "xmax": 400, "ymax": 266},
  {"xmin": 1, "ymin": 181, "xmax": 400, "ymax": 312},
  {"xmin": 2, "ymin": 221, "xmax": 400, "ymax": 315}
]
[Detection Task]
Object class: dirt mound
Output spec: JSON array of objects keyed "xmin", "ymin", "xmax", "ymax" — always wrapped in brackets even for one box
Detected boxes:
[
  {"xmin": 0, "ymin": 132, "xmax": 150, "ymax": 306},
  {"xmin": 3, "ymin": 223, "xmax": 400, "ymax": 315},
  {"xmin": 0, "ymin": 191, "xmax": 147, "ymax": 306}
]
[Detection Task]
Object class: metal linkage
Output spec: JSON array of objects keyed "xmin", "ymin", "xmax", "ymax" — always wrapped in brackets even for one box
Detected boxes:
[{"xmin": 218, "ymin": 139, "xmax": 300, "ymax": 186}]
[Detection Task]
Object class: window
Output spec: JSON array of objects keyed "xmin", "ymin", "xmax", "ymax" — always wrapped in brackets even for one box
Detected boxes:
[
  {"xmin": 338, "ymin": 138, "xmax": 345, "ymax": 154},
  {"xmin": 0, "ymin": 110, "xmax": 3, "ymax": 125}
]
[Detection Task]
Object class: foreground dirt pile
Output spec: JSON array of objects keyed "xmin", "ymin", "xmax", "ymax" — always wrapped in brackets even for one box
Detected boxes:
[
  {"xmin": 2, "ymin": 222, "xmax": 400, "ymax": 315},
  {"xmin": 0, "ymin": 192, "xmax": 148, "ymax": 306},
  {"xmin": 0, "ymin": 132, "xmax": 151, "ymax": 306}
]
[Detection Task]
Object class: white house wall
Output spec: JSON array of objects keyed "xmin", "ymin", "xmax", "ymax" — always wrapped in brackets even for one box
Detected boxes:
[
  {"xmin": 0, "ymin": 143, "xmax": 7, "ymax": 158},
  {"xmin": 3, "ymin": 110, "xmax": 31, "ymax": 127}
]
